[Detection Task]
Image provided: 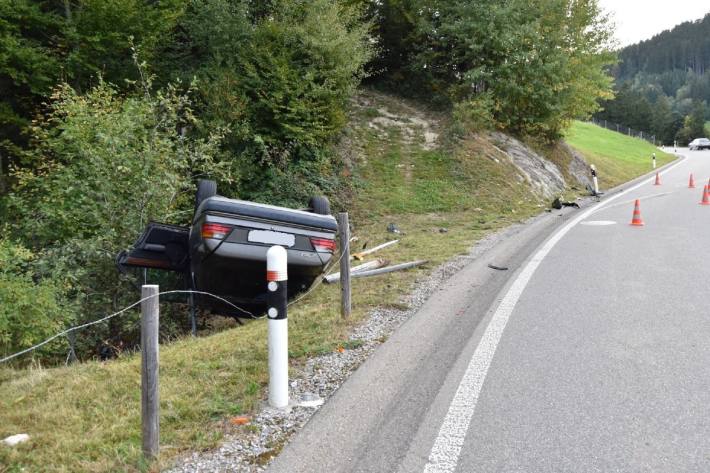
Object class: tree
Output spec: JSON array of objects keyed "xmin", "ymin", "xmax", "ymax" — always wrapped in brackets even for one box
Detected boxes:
[
  {"xmin": 0, "ymin": 0, "xmax": 184, "ymax": 178},
  {"xmin": 651, "ymin": 95, "xmax": 677, "ymax": 145},
  {"xmin": 676, "ymin": 101, "xmax": 707, "ymax": 144},
  {"xmin": 356, "ymin": 0, "xmax": 424, "ymax": 92},
  {"xmin": 410, "ymin": 0, "xmax": 616, "ymax": 137},
  {"xmin": 160, "ymin": 0, "xmax": 374, "ymax": 204},
  {"xmin": 0, "ymin": 1, "xmax": 63, "ymax": 148}
]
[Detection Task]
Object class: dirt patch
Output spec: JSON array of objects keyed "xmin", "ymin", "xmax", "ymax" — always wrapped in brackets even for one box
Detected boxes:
[{"xmin": 350, "ymin": 90, "xmax": 442, "ymax": 151}]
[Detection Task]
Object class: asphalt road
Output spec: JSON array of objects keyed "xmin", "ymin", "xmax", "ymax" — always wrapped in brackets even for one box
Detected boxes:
[{"xmin": 268, "ymin": 148, "xmax": 710, "ymax": 473}]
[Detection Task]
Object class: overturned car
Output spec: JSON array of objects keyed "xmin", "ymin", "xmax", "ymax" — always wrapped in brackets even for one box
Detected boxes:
[{"xmin": 117, "ymin": 180, "xmax": 338, "ymax": 317}]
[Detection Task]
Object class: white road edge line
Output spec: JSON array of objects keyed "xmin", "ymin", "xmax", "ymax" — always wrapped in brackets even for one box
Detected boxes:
[{"xmin": 422, "ymin": 156, "xmax": 686, "ymax": 473}]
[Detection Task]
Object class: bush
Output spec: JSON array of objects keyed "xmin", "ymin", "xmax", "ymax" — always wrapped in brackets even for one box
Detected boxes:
[
  {"xmin": 164, "ymin": 0, "xmax": 374, "ymax": 204},
  {"xmin": 451, "ymin": 93, "xmax": 496, "ymax": 136},
  {"xmin": 4, "ymin": 77, "xmax": 231, "ymax": 360},
  {"xmin": 0, "ymin": 240, "xmax": 74, "ymax": 362},
  {"xmin": 7, "ymin": 79, "xmax": 228, "ymax": 246}
]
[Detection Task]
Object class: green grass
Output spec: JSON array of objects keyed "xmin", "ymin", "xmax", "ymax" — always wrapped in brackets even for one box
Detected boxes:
[
  {"xmin": 565, "ymin": 121, "xmax": 676, "ymax": 190},
  {"xmin": 0, "ymin": 102, "xmax": 644, "ymax": 473}
]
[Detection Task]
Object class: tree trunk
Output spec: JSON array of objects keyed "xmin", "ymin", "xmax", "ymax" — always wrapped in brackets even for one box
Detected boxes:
[
  {"xmin": 0, "ymin": 151, "xmax": 6, "ymax": 194},
  {"xmin": 63, "ymin": 0, "xmax": 72, "ymax": 21}
]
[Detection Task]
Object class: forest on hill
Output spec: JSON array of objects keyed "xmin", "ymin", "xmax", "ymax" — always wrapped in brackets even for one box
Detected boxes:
[
  {"xmin": 595, "ymin": 13, "xmax": 710, "ymax": 144},
  {"xmin": 0, "ymin": 0, "xmax": 615, "ymax": 362}
]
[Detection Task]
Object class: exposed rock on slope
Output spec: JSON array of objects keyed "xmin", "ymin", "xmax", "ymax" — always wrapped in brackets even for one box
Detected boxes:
[
  {"xmin": 563, "ymin": 143, "xmax": 594, "ymax": 190},
  {"xmin": 488, "ymin": 132, "xmax": 567, "ymax": 199}
]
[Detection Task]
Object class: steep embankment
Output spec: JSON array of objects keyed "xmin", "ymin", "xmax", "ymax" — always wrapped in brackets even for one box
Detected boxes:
[{"xmin": 0, "ymin": 92, "xmax": 663, "ymax": 473}]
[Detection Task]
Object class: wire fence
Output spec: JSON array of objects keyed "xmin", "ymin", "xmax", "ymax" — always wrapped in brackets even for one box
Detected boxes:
[
  {"xmin": 0, "ymin": 247, "xmax": 348, "ymax": 366},
  {"xmin": 588, "ymin": 117, "xmax": 658, "ymax": 146},
  {"xmin": 0, "ymin": 290, "xmax": 263, "ymax": 365}
]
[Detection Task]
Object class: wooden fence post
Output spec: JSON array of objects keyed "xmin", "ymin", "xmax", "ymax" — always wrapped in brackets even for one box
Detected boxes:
[
  {"xmin": 337, "ymin": 213, "xmax": 351, "ymax": 319},
  {"xmin": 141, "ymin": 285, "xmax": 160, "ymax": 460}
]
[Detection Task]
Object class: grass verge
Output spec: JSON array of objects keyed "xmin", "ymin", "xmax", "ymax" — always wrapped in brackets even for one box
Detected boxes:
[{"xmin": 564, "ymin": 121, "xmax": 675, "ymax": 190}]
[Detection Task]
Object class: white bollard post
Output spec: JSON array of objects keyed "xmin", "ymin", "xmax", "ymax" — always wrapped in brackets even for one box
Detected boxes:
[
  {"xmin": 590, "ymin": 164, "xmax": 599, "ymax": 195},
  {"xmin": 266, "ymin": 246, "xmax": 288, "ymax": 408},
  {"xmin": 652, "ymin": 153, "xmax": 656, "ymax": 169}
]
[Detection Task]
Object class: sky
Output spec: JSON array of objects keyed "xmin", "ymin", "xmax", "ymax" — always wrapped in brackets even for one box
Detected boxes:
[{"xmin": 598, "ymin": 0, "xmax": 709, "ymax": 47}]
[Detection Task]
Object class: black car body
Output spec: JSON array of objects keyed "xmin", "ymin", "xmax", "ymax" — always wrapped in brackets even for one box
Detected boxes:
[{"xmin": 117, "ymin": 182, "xmax": 337, "ymax": 317}]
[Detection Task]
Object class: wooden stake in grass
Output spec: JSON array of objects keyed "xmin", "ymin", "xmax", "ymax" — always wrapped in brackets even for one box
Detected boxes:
[
  {"xmin": 352, "ymin": 239, "xmax": 399, "ymax": 261},
  {"xmin": 141, "ymin": 285, "xmax": 160, "ymax": 461},
  {"xmin": 337, "ymin": 212, "xmax": 351, "ymax": 319},
  {"xmin": 323, "ymin": 258, "xmax": 389, "ymax": 284}
]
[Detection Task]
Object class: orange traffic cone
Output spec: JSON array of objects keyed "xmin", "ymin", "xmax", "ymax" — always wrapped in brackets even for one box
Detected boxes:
[
  {"xmin": 630, "ymin": 199, "xmax": 644, "ymax": 226},
  {"xmin": 689, "ymin": 173, "xmax": 696, "ymax": 188},
  {"xmin": 701, "ymin": 186, "xmax": 710, "ymax": 205},
  {"xmin": 654, "ymin": 172, "xmax": 661, "ymax": 185}
]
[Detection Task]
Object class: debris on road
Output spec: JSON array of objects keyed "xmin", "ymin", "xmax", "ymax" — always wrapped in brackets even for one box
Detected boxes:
[
  {"xmin": 387, "ymin": 223, "xmax": 402, "ymax": 234},
  {"xmin": 487, "ymin": 264, "xmax": 509, "ymax": 271},
  {"xmin": 551, "ymin": 197, "xmax": 580, "ymax": 209}
]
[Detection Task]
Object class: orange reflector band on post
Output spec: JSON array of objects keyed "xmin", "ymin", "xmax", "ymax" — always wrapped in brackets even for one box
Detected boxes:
[
  {"xmin": 267, "ymin": 245, "xmax": 288, "ymax": 282},
  {"xmin": 267, "ymin": 270, "xmax": 288, "ymax": 281}
]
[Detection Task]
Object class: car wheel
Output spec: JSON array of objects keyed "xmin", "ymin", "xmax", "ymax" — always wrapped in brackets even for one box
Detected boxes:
[
  {"xmin": 195, "ymin": 179, "xmax": 217, "ymax": 213},
  {"xmin": 309, "ymin": 196, "xmax": 331, "ymax": 215}
]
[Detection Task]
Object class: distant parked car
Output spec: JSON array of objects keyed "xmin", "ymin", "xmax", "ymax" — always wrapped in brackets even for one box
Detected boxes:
[
  {"xmin": 689, "ymin": 138, "xmax": 710, "ymax": 150},
  {"xmin": 117, "ymin": 180, "xmax": 338, "ymax": 317}
]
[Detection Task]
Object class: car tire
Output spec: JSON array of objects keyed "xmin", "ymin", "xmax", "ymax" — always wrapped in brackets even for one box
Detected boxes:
[
  {"xmin": 195, "ymin": 179, "xmax": 217, "ymax": 213},
  {"xmin": 309, "ymin": 196, "xmax": 331, "ymax": 215}
]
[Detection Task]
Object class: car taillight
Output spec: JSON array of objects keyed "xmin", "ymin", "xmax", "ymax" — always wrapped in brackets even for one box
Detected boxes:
[
  {"xmin": 201, "ymin": 223, "xmax": 232, "ymax": 240},
  {"xmin": 310, "ymin": 237, "xmax": 336, "ymax": 253}
]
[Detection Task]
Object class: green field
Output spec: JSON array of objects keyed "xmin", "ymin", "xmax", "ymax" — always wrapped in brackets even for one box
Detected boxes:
[{"xmin": 565, "ymin": 121, "xmax": 676, "ymax": 190}]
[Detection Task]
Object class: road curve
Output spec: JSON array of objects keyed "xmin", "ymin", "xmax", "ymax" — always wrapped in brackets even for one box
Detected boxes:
[{"xmin": 268, "ymin": 149, "xmax": 710, "ymax": 473}]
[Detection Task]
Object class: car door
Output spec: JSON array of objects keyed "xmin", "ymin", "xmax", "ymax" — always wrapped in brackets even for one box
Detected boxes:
[{"xmin": 117, "ymin": 222, "xmax": 189, "ymax": 272}]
